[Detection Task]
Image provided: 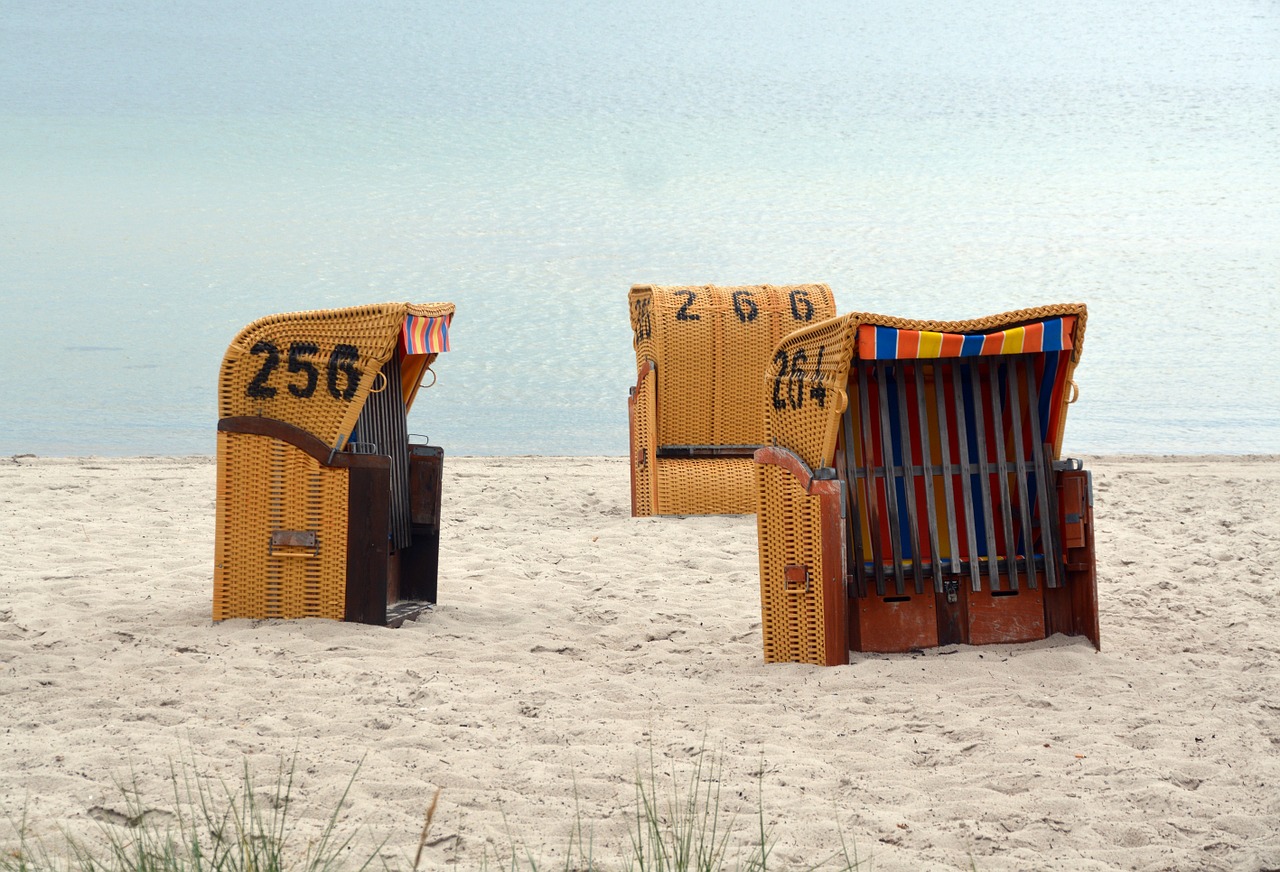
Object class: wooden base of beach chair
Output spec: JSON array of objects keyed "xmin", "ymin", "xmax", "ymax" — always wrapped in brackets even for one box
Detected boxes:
[{"xmin": 848, "ymin": 575, "xmax": 1048, "ymax": 652}]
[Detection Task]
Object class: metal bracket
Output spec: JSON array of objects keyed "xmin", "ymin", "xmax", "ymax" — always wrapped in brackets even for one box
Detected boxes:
[
  {"xmin": 784, "ymin": 564, "xmax": 811, "ymax": 594},
  {"xmin": 269, "ymin": 530, "xmax": 319, "ymax": 556}
]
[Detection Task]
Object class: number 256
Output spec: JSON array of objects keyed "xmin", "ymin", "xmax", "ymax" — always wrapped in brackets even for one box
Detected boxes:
[{"xmin": 246, "ymin": 341, "xmax": 363, "ymax": 401}]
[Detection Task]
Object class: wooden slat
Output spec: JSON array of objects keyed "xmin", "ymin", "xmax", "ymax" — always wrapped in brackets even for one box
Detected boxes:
[
  {"xmin": 841, "ymin": 401, "xmax": 867, "ymax": 597},
  {"xmin": 354, "ymin": 354, "xmax": 412, "ymax": 551},
  {"xmin": 949, "ymin": 366, "xmax": 983, "ymax": 591},
  {"xmin": 1023, "ymin": 363, "xmax": 1061, "ymax": 589},
  {"xmin": 893, "ymin": 364, "xmax": 926, "ymax": 594},
  {"xmin": 986, "ymin": 361, "xmax": 1020, "ymax": 591},
  {"xmin": 932, "ymin": 363, "xmax": 962, "ymax": 576},
  {"xmin": 858, "ymin": 365, "xmax": 887, "ymax": 596},
  {"xmin": 1007, "ymin": 357, "xmax": 1040, "ymax": 589},
  {"xmin": 913, "ymin": 364, "xmax": 944, "ymax": 592},
  {"xmin": 967, "ymin": 363, "xmax": 1001, "ymax": 592},
  {"xmin": 875, "ymin": 365, "xmax": 907, "ymax": 596}
]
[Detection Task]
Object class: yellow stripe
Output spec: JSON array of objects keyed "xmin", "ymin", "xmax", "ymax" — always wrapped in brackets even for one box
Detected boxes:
[
  {"xmin": 1002, "ymin": 326, "xmax": 1025, "ymax": 354},
  {"xmin": 918, "ymin": 330, "xmax": 944, "ymax": 358}
]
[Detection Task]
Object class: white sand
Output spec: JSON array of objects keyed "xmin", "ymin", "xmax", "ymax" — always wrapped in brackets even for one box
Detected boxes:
[{"xmin": 2, "ymin": 455, "xmax": 1278, "ymax": 871}]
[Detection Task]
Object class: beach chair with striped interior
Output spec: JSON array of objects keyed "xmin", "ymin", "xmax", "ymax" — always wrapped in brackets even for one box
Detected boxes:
[
  {"xmin": 628, "ymin": 284, "xmax": 836, "ymax": 516},
  {"xmin": 754, "ymin": 304, "xmax": 1098, "ymax": 664},
  {"xmin": 214, "ymin": 302, "xmax": 454, "ymax": 625}
]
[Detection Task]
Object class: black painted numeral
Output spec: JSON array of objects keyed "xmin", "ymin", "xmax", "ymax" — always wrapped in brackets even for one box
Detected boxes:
[
  {"xmin": 772, "ymin": 350, "xmax": 790, "ymax": 410},
  {"xmin": 787, "ymin": 349, "xmax": 809, "ymax": 410},
  {"xmin": 633, "ymin": 298, "xmax": 652, "ymax": 344},
  {"xmin": 789, "ymin": 288, "xmax": 815, "ymax": 322},
  {"xmin": 246, "ymin": 341, "xmax": 279, "ymax": 398},
  {"xmin": 809, "ymin": 345, "xmax": 827, "ymax": 406},
  {"xmin": 771, "ymin": 345, "xmax": 828, "ymax": 411},
  {"xmin": 675, "ymin": 290, "xmax": 700, "ymax": 321},
  {"xmin": 732, "ymin": 290, "xmax": 759, "ymax": 323},
  {"xmin": 286, "ymin": 342, "xmax": 319, "ymax": 398},
  {"xmin": 327, "ymin": 344, "xmax": 362, "ymax": 400}
]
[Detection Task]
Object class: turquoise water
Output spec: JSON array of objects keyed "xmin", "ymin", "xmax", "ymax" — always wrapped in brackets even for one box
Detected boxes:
[{"xmin": 3, "ymin": 1, "xmax": 1277, "ymax": 456}]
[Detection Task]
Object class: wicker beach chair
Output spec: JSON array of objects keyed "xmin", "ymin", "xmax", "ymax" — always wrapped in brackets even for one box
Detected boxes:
[
  {"xmin": 754, "ymin": 304, "xmax": 1099, "ymax": 664},
  {"xmin": 214, "ymin": 302, "xmax": 454, "ymax": 625},
  {"xmin": 627, "ymin": 284, "xmax": 836, "ymax": 516}
]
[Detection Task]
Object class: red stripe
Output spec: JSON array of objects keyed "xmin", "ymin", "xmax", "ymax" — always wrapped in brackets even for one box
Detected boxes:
[
  {"xmin": 940, "ymin": 333, "xmax": 965, "ymax": 357},
  {"xmin": 1022, "ymin": 322, "xmax": 1044, "ymax": 354},
  {"xmin": 898, "ymin": 329, "xmax": 920, "ymax": 359}
]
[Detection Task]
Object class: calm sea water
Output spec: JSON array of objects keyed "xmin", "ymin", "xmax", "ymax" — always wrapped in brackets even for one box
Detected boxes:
[{"xmin": 2, "ymin": 1, "xmax": 1277, "ymax": 456}]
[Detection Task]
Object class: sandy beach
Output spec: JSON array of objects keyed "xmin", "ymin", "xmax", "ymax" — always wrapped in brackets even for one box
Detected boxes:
[{"xmin": 2, "ymin": 454, "xmax": 1278, "ymax": 871}]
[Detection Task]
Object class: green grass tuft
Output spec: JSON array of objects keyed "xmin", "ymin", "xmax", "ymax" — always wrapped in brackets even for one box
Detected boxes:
[{"xmin": 4, "ymin": 751, "xmax": 866, "ymax": 872}]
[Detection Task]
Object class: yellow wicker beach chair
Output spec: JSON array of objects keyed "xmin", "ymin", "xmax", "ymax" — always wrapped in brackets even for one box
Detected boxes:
[
  {"xmin": 627, "ymin": 284, "xmax": 836, "ymax": 516},
  {"xmin": 214, "ymin": 302, "xmax": 454, "ymax": 625},
  {"xmin": 754, "ymin": 304, "xmax": 1099, "ymax": 664}
]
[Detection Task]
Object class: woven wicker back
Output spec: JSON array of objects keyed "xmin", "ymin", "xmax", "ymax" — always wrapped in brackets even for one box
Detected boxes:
[
  {"xmin": 629, "ymin": 284, "xmax": 836, "ymax": 449},
  {"xmin": 218, "ymin": 302, "xmax": 455, "ymax": 450}
]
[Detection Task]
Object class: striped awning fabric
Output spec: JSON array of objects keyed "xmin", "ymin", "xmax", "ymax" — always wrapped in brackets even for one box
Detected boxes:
[
  {"xmin": 402, "ymin": 313, "xmax": 451, "ymax": 354},
  {"xmin": 859, "ymin": 316, "xmax": 1076, "ymax": 360}
]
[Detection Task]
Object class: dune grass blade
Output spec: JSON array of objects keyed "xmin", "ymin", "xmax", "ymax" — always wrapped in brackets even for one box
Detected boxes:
[{"xmin": 1, "ymin": 757, "xmax": 382, "ymax": 872}]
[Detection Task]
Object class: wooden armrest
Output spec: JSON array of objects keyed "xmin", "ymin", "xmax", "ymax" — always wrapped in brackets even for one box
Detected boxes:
[{"xmin": 217, "ymin": 416, "xmax": 390, "ymax": 469}]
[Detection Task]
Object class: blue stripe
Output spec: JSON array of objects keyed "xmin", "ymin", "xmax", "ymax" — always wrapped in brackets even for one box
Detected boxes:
[
  {"xmin": 960, "ymin": 335, "xmax": 986, "ymax": 357},
  {"xmin": 874, "ymin": 325, "xmax": 897, "ymax": 359},
  {"xmin": 1041, "ymin": 318, "xmax": 1064, "ymax": 353}
]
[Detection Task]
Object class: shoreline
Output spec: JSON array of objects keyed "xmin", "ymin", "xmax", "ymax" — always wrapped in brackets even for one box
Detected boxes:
[{"xmin": 2, "ymin": 455, "xmax": 1278, "ymax": 870}]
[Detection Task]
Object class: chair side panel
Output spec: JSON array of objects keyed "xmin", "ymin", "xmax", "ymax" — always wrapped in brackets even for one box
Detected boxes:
[
  {"xmin": 765, "ymin": 314, "xmax": 858, "ymax": 470},
  {"xmin": 629, "ymin": 362, "xmax": 658, "ymax": 517},
  {"xmin": 214, "ymin": 430, "xmax": 349, "ymax": 620},
  {"xmin": 755, "ymin": 455, "xmax": 847, "ymax": 665}
]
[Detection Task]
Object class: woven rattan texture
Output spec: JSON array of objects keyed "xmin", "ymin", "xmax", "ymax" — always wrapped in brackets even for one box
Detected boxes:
[
  {"xmin": 763, "ymin": 314, "xmax": 860, "ymax": 471},
  {"xmin": 756, "ymin": 462, "xmax": 829, "ymax": 664},
  {"xmin": 654, "ymin": 457, "xmax": 757, "ymax": 515},
  {"xmin": 218, "ymin": 302, "xmax": 455, "ymax": 449},
  {"xmin": 766, "ymin": 304, "xmax": 1088, "ymax": 470},
  {"xmin": 631, "ymin": 366, "xmax": 658, "ymax": 515},
  {"xmin": 627, "ymin": 284, "xmax": 834, "ymax": 515},
  {"xmin": 213, "ymin": 431, "xmax": 350, "ymax": 620},
  {"xmin": 629, "ymin": 284, "xmax": 835, "ymax": 447}
]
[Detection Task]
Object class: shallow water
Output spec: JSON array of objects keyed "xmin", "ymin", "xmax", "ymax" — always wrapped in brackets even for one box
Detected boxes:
[{"xmin": 3, "ymin": 0, "xmax": 1277, "ymax": 455}]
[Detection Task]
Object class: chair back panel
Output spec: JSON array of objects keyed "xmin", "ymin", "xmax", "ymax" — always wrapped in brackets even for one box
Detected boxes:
[
  {"xmin": 629, "ymin": 284, "xmax": 835, "ymax": 448},
  {"xmin": 218, "ymin": 302, "xmax": 454, "ymax": 450}
]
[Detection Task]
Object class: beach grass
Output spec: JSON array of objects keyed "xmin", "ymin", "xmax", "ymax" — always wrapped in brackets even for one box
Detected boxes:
[{"xmin": 2, "ymin": 753, "xmax": 866, "ymax": 872}]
